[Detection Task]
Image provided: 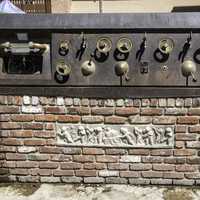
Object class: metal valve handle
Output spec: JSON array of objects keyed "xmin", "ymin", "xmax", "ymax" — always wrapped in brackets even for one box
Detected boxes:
[{"xmin": 29, "ymin": 42, "xmax": 49, "ymax": 53}]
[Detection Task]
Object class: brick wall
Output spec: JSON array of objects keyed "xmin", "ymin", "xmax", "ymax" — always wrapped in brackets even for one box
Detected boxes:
[{"xmin": 1, "ymin": 96, "xmax": 200, "ymax": 186}]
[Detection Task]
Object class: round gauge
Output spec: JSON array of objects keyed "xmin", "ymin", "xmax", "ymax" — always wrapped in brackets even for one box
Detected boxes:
[
  {"xmin": 56, "ymin": 60, "xmax": 71, "ymax": 76},
  {"xmin": 96, "ymin": 37, "xmax": 112, "ymax": 53},
  {"xmin": 158, "ymin": 38, "xmax": 174, "ymax": 54},
  {"xmin": 59, "ymin": 41, "xmax": 69, "ymax": 56},
  {"xmin": 117, "ymin": 38, "xmax": 133, "ymax": 53}
]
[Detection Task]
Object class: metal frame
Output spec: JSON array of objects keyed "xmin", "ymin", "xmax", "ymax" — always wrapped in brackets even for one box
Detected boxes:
[{"xmin": 1, "ymin": 13, "xmax": 200, "ymax": 98}]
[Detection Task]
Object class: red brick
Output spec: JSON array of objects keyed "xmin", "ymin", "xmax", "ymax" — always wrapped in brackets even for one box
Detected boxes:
[
  {"xmin": 53, "ymin": 170, "xmax": 74, "ymax": 176},
  {"xmin": 81, "ymin": 116, "xmax": 104, "ymax": 123},
  {"xmin": 91, "ymin": 108, "xmax": 114, "ymax": 116},
  {"xmin": 57, "ymin": 115, "xmax": 81, "ymax": 123},
  {"xmin": 45, "ymin": 123, "xmax": 54, "ymax": 130},
  {"xmin": 23, "ymin": 123, "xmax": 43, "ymax": 130},
  {"xmin": 75, "ymin": 170, "xmax": 96, "ymax": 177},
  {"xmin": 0, "ymin": 169, "xmax": 9, "ymax": 175},
  {"xmin": 84, "ymin": 163, "xmax": 106, "ymax": 170},
  {"xmin": 28, "ymin": 154, "xmax": 49, "ymax": 161},
  {"xmin": 33, "ymin": 131, "xmax": 55, "ymax": 138},
  {"xmin": 82, "ymin": 148, "xmax": 104, "ymax": 155},
  {"xmin": 68, "ymin": 107, "xmax": 90, "ymax": 115},
  {"xmin": 115, "ymin": 108, "xmax": 139, "ymax": 116},
  {"xmin": 0, "ymin": 122, "xmax": 21, "ymax": 129},
  {"xmin": 35, "ymin": 114, "xmax": 57, "ymax": 122},
  {"xmin": 174, "ymin": 149, "xmax": 196, "ymax": 156},
  {"xmin": 45, "ymin": 106, "xmax": 65, "ymax": 114},
  {"xmin": 73, "ymin": 155, "xmax": 95, "ymax": 163},
  {"xmin": 151, "ymin": 149, "xmax": 173, "ymax": 156},
  {"xmin": 30, "ymin": 169, "xmax": 52, "ymax": 176},
  {"xmin": 187, "ymin": 158, "xmax": 200, "ymax": 164},
  {"xmin": 61, "ymin": 162, "xmax": 82, "ymax": 170},
  {"xmin": 39, "ymin": 162, "xmax": 59, "ymax": 169},
  {"xmin": 142, "ymin": 171, "xmax": 163, "ymax": 178},
  {"xmin": 153, "ymin": 164, "xmax": 174, "ymax": 171},
  {"xmin": 50, "ymin": 154, "xmax": 72, "ymax": 162},
  {"xmin": 164, "ymin": 158, "xmax": 185, "ymax": 164},
  {"xmin": 24, "ymin": 140, "xmax": 46, "ymax": 146},
  {"xmin": 96, "ymin": 155, "xmax": 118, "ymax": 163},
  {"xmin": 16, "ymin": 161, "xmax": 38, "ymax": 168},
  {"xmin": 176, "ymin": 165, "xmax": 198, "ymax": 172},
  {"xmin": 108, "ymin": 163, "xmax": 129, "ymax": 170},
  {"xmin": 39, "ymin": 147, "xmax": 63, "ymax": 154},
  {"xmin": 141, "ymin": 108, "xmax": 163, "ymax": 116},
  {"xmin": 189, "ymin": 126, "xmax": 200, "ymax": 133},
  {"xmin": 175, "ymin": 141, "xmax": 185, "ymax": 149},
  {"xmin": 142, "ymin": 157, "xmax": 163, "ymax": 163},
  {"xmin": 10, "ymin": 169, "xmax": 28, "ymax": 175},
  {"xmin": 120, "ymin": 171, "xmax": 140, "ymax": 178},
  {"xmin": 177, "ymin": 117, "xmax": 199, "ymax": 124},
  {"xmin": 0, "ymin": 146, "xmax": 16, "ymax": 153},
  {"xmin": 11, "ymin": 114, "xmax": 33, "ymax": 122},
  {"xmin": 175, "ymin": 133, "xmax": 197, "ymax": 141},
  {"xmin": 153, "ymin": 116, "xmax": 176, "ymax": 125},
  {"xmin": 105, "ymin": 116, "xmax": 126, "ymax": 124},
  {"xmin": 175, "ymin": 125, "xmax": 187, "ymax": 133},
  {"xmin": 129, "ymin": 149, "xmax": 150, "ymax": 156},
  {"xmin": 130, "ymin": 164, "xmax": 152, "ymax": 171},
  {"xmin": 106, "ymin": 149, "xmax": 127, "ymax": 155},
  {"xmin": 188, "ymin": 108, "xmax": 200, "ymax": 115},
  {"xmin": 163, "ymin": 172, "xmax": 184, "ymax": 179},
  {"xmin": 10, "ymin": 130, "xmax": 33, "ymax": 138},
  {"xmin": 0, "ymin": 114, "xmax": 10, "ymax": 122},
  {"xmin": 1, "ymin": 138, "xmax": 22, "ymax": 146},
  {"xmin": 0, "ymin": 106, "xmax": 19, "ymax": 113},
  {"xmin": 185, "ymin": 173, "xmax": 200, "ymax": 179},
  {"xmin": 6, "ymin": 153, "xmax": 26, "ymax": 161}
]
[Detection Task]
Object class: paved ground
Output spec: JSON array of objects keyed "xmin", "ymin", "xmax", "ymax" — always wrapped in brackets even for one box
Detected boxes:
[{"xmin": 1, "ymin": 184, "xmax": 200, "ymax": 200}]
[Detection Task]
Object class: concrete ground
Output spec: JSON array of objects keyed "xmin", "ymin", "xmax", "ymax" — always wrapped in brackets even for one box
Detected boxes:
[{"xmin": 1, "ymin": 184, "xmax": 200, "ymax": 200}]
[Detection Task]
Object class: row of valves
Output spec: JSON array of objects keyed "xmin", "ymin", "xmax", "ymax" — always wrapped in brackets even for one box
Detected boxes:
[
  {"xmin": 58, "ymin": 36, "xmax": 173, "ymax": 56},
  {"xmin": 55, "ymin": 33, "xmax": 198, "ymax": 83},
  {"xmin": 55, "ymin": 58, "xmax": 198, "ymax": 83}
]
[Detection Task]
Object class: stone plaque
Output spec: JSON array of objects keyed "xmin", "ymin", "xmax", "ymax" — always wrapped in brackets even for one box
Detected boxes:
[{"xmin": 56, "ymin": 124, "xmax": 174, "ymax": 148}]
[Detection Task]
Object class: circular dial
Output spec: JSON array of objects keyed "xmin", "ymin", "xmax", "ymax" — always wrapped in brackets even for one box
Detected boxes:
[
  {"xmin": 158, "ymin": 38, "xmax": 174, "ymax": 54},
  {"xmin": 117, "ymin": 38, "xmax": 133, "ymax": 53},
  {"xmin": 56, "ymin": 60, "xmax": 71, "ymax": 76},
  {"xmin": 59, "ymin": 41, "xmax": 69, "ymax": 56},
  {"xmin": 96, "ymin": 37, "xmax": 112, "ymax": 53}
]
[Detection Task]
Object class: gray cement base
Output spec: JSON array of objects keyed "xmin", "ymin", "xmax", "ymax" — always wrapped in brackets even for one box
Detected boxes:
[{"xmin": 1, "ymin": 184, "xmax": 200, "ymax": 200}]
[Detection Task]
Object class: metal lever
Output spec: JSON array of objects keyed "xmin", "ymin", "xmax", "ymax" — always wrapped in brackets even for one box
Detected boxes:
[
  {"xmin": 0, "ymin": 42, "xmax": 11, "ymax": 49},
  {"xmin": 29, "ymin": 42, "xmax": 49, "ymax": 53},
  {"xmin": 191, "ymin": 72, "xmax": 197, "ymax": 82}
]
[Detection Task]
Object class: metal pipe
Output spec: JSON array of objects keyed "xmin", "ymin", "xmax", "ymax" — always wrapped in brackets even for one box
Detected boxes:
[{"xmin": 99, "ymin": 0, "xmax": 103, "ymax": 13}]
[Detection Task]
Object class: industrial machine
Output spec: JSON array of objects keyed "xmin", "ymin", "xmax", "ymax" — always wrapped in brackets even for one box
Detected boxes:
[{"xmin": 0, "ymin": 13, "xmax": 200, "ymax": 97}]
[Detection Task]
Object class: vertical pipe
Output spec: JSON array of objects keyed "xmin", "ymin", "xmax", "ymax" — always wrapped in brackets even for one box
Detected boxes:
[{"xmin": 99, "ymin": 0, "xmax": 103, "ymax": 13}]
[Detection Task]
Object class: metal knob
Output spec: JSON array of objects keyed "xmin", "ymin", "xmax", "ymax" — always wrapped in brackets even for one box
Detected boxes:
[
  {"xmin": 115, "ymin": 61, "xmax": 130, "ymax": 80},
  {"xmin": 158, "ymin": 38, "xmax": 174, "ymax": 54},
  {"xmin": 181, "ymin": 60, "xmax": 197, "ymax": 82},
  {"xmin": 59, "ymin": 41, "xmax": 69, "ymax": 56},
  {"xmin": 96, "ymin": 37, "xmax": 112, "ymax": 53},
  {"xmin": 56, "ymin": 61, "xmax": 71, "ymax": 76}
]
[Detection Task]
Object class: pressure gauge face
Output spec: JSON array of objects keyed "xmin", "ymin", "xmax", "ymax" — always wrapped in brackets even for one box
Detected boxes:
[
  {"xmin": 56, "ymin": 60, "xmax": 71, "ymax": 76},
  {"xmin": 158, "ymin": 38, "xmax": 174, "ymax": 54},
  {"xmin": 96, "ymin": 37, "xmax": 112, "ymax": 53},
  {"xmin": 117, "ymin": 38, "xmax": 133, "ymax": 53}
]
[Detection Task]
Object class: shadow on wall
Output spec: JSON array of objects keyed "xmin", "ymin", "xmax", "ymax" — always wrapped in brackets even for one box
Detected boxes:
[{"xmin": 172, "ymin": 6, "xmax": 200, "ymax": 12}]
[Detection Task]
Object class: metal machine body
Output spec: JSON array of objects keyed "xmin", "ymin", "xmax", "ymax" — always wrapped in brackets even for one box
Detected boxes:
[{"xmin": 1, "ymin": 13, "xmax": 200, "ymax": 98}]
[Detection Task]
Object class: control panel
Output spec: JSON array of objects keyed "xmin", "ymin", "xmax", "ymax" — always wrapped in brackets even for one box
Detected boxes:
[
  {"xmin": 1, "ymin": 13, "xmax": 200, "ymax": 98},
  {"xmin": 52, "ymin": 32, "xmax": 200, "ymax": 87}
]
